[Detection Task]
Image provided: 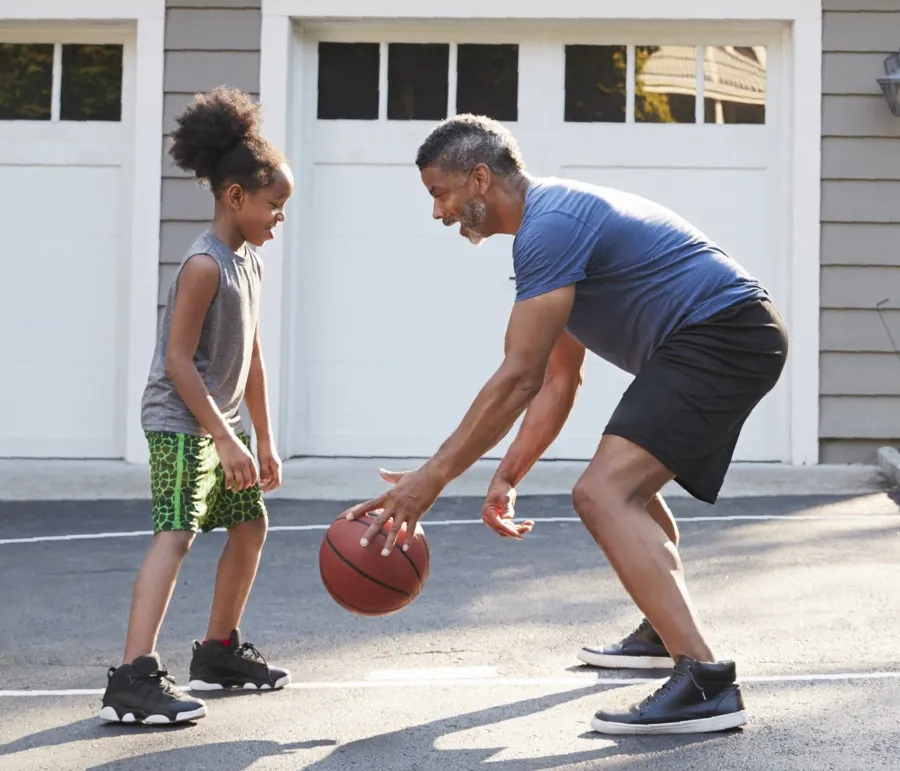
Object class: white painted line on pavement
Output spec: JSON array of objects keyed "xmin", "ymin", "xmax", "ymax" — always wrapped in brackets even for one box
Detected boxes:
[
  {"xmin": 2, "ymin": 670, "xmax": 900, "ymax": 698},
  {"xmin": 2, "ymin": 513, "xmax": 898, "ymax": 546},
  {"xmin": 366, "ymin": 666, "xmax": 499, "ymax": 681},
  {"xmin": 0, "ymin": 530, "xmax": 152, "ymax": 545}
]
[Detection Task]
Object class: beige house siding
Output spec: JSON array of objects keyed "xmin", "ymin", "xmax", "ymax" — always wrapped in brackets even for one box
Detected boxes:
[
  {"xmin": 159, "ymin": 0, "xmax": 261, "ymax": 315},
  {"xmin": 820, "ymin": 1, "xmax": 900, "ymax": 463}
]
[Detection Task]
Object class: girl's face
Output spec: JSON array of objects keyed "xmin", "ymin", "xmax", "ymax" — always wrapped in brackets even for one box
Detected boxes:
[{"xmin": 228, "ymin": 163, "xmax": 295, "ymax": 247}]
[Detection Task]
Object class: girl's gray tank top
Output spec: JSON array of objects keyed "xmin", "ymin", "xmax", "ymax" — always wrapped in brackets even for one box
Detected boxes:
[{"xmin": 141, "ymin": 231, "xmax": 262, "ymax": 437}]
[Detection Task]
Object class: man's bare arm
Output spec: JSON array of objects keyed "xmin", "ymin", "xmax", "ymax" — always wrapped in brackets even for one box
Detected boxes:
[
  {"xmin": 423, "ymin": 284, "xmax": 577, "ymax": 486},
  {"xmin": 492, "ymin": 331, "xmax": 586, "ymax": 487}
]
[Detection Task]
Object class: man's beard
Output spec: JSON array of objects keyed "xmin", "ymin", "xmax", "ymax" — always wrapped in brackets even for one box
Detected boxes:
[{"xmin": 456, "ymin": 197, "xmax": 487, "ymax": 246}]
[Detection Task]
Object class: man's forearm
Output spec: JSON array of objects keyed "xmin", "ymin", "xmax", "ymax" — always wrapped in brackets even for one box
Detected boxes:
[
  {"xmin": 494, "ymin": 372, "xmax": 581, "ymax": 487},
  {"xmin": 244, "ymin": 347, "xmax": 272, "ymax": 442},
  {"xmin": 424, "ymin": 367, "xmax": 543, "ymax": 485}
]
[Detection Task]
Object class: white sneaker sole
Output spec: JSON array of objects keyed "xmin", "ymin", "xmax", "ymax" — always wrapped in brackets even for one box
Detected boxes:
[
  {"xmin": 591, "ymin": 710, "xmax": 747, "ymax": 735},
  {"xmin": 188, "ymin": 673, "xmax": 292, "ymax": 691},
  {"xmin": 577, "ymin": 649, "xmax": 674, "ymax": 669},
  {"xmin": 98, "ymin": 705, "xmax": 207, "ymax": 724}
]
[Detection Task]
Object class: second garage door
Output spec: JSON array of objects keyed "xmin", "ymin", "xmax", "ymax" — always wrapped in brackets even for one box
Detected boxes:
[{"xmin": 287, "ymin": 25, "xmax": 789, "ymax": 462}]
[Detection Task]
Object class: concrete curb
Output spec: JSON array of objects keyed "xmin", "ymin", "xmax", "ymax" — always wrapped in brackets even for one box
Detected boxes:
[
  {"xmin": 877, "ymin": 447, "xmax": 900, "ymax": 488},
  {"xmin": 0, "ymin": 458, "xmax": 892, "ymax": 502}
]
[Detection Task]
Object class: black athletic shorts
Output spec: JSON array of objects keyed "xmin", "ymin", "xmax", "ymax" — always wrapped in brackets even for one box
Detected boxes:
[{"xmin": 604, "ymin": 297, "xmax": 788, "ymax": 504}]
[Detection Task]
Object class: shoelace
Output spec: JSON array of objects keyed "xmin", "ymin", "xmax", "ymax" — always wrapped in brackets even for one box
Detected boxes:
[
  {"xmin": 645, "ymin": 663, "xmax": 707, "ymax": 704},
  {"xmin": 237, "ymin": 641, "xmax": 267, "ymax": 665},
  {"xmin": 132, "ymin": 668, "xmax": 179, "ymax": 694},
  {"xmin": 623, "ymin": 618, "xmax": 654, "ymax": 644}
]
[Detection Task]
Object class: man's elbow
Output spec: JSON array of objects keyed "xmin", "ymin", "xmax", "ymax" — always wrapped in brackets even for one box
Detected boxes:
[
  {"xmin": 503, "ymin": 366, "xmax": 545, "ymax": 400},
  {"xmin": 570, "ymin": 366, "xmax": 585, "ymax": 390},
  {"xmin": 548, "ymin": 355, "xmax": 584, "ymax": 393}
]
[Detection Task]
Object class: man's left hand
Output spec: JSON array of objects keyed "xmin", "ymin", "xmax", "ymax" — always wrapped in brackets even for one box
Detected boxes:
[
  {"xmin": 481, "ymin": 478, "xmax": 534, "ymax": 539},
  {"xmin": 342, "ymin": 466, "xmax": 444, "ymax": 555}
]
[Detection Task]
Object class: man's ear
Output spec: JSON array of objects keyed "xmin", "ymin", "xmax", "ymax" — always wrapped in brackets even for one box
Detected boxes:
[{"xmin": 471, "ymin": 163, "xmax": 492, "ymax": 195}]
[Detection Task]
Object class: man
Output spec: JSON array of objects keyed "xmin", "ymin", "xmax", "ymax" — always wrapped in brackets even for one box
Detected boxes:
[{"xmin": 344, "ymin": 114, "xmax": 788, "ymax": 735}]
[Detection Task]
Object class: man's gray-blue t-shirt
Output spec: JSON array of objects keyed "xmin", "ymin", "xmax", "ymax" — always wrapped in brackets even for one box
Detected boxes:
[{"xmin": 513, "ymin": 177, "xmax": 769, "ymax": 375}]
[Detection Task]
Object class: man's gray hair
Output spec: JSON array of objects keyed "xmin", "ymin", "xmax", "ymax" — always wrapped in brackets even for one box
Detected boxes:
[{"xmin": 415, "ymin": 114, "xmax": 525, "ymax": 178}]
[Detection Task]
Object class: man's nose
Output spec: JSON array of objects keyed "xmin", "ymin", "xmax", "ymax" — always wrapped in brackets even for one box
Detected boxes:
[{"xmin": 433, "ymin": 203, "xmax": 445, "ymax": 220}]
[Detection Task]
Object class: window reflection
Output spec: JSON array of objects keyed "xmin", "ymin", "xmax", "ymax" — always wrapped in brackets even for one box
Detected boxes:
[
  {"xmin": 61, "ymin": 44, "xmax": 123, "ymax": 122},
  {"xmin": 704, "ymin": 45, "xmax": 766, "ymax": 125},
  {"xmin": 564, "ymin": 45, "xmax": 627, "ymax": 123},
  {"xmin": 0, "ymin": 43, "xmax": 53, "ymax": 120},
  {"xmin": 635, "ymin": 45, "xmax": 697, "ymax": 124}
]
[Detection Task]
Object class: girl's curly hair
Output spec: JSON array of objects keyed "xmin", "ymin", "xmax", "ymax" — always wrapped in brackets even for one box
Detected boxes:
[{"xmin": 169, "ymin": 86, "xmax": 285, "ymax": 194}]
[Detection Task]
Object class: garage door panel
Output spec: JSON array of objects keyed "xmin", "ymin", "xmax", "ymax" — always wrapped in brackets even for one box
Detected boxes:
[
  {"xmin": 298, "ymin": 228, "xmax": 514, "ymax": 456},
  {"xmin": 314, "ymin": 122, "xmax": 445, "ymax": 166},
  {"xmin": 1, "ymin": 167, "xmax": 120, "ymax": 237},
  {"xmin": 0, "ymin": 205, "xmax": 119, "ymax": 458},
  {"xmin": 306, "ymin": 350, "xmax": 502, "ymax": 458},
  {"xmin": 5, "ymin": 237, "xmax": 118, "ymax": 351},
  {"xmin": 311, "ymin": 164, "xmax": 441, "ymax": 237},
  {"xmin": 309, "ymin": 163, "xmax": 516, "ymax": 240},
  {"xmin": 300, "ymin": 234, "xmax": 513, "ymax": 333},
  {"xmin": 556, "ymin": 126, "xmax": 768, "ymax": 168},
  {"xmin": 0, "ymin": 361, "xmax": 117, "ymax": 456},
  {"xmin": 0, "ymin": 123, "xmax": 123, "ymax": 166}
]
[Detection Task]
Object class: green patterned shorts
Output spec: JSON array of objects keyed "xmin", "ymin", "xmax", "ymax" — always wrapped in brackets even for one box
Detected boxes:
[{"xmin": 146, "ymin": 431, "xmax": 267, "ymax": 535}]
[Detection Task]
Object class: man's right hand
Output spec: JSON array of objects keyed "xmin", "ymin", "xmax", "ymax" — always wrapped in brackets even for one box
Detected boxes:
[
  {"xmin": 481, "ymin": 477, "xmax": 534, "ymax": 539},
  {"xmin": 215, "ymin": 433, "xmax": 259, "ymax": 492}
]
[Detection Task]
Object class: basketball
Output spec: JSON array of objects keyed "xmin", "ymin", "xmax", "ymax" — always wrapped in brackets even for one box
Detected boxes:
[{"xmin": 319, "ymin": 513, "xmax": 430, "ymax": 616}]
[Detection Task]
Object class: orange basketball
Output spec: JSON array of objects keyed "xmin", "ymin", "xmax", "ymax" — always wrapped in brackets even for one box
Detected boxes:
[{"xmin": 319, "ymin": 513, "xmax": 430, "ymax": 616}]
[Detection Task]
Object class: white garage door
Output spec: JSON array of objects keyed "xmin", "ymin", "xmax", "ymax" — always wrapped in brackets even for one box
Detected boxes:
[
  {"xmin": 0, "ymin": 38, "xmax": 127, "ymax": 457},
  {"xmin": 289, "ymin": 26, "xmax": 789, "ymax": 462}
]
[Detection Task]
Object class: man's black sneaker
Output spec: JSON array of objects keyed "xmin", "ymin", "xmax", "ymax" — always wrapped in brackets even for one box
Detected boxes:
[
  {"xmin": 99, "ymin": 653, "xmax": 207, "ymax": 725},
  {"xmin": 577, "ymin": 618, "xmax": 674, "ymax": 669},
  {"xmin": 591, "ymin": 656, "xmax": 747, "ymax": 735},
  {"xmin": 188, "ymin": 628, "xmax": 291, "ymax": 691}
]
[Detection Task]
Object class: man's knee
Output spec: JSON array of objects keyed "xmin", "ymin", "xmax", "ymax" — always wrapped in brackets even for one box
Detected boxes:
[
  {"xmin": 573, "ymin": 435, "xmax": 673, "ymax": 520},
  {"xmin": 572, "ymin": 458, "xmax": 668, "ymax": 535},
  {"xmin": 572, "ymin": 470, "xmax": 628, "ymax": 529}
]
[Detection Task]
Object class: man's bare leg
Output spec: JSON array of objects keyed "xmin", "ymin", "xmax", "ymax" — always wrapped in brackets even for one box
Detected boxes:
[
  {"xmin": 573, "ymin": 435, "xmax": 712, "ymax": 663},
  {"xmin": 577, "ymin": 490, "xmax": 683, "ymax": 668},
  {"xmin": 646, "ymin": 492, "xmax": 678, "ymax": 547}
]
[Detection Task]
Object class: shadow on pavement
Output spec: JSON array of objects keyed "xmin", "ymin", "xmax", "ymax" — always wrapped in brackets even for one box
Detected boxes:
[{"xmin": 70, "ymin": 686, "xmax": 720, "ymax": 771}]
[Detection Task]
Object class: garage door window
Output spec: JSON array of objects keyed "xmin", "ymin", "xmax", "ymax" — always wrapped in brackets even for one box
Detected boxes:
[
  {"xmin": 456, "ymin": 44, "xmax": 518, "ymax": 121},
  {"xmin": 635, "ymin": 45, "xmax": 698, "ymax": 123},
  {"xmin": 0, "ymin": 44, "xmax": 53, "ymax": 120},
  {"xmin": 0, "ymin": 42, "xmax": 123, "ymax": 122},
  {"xmin": 387, "ymin": 43, "xmax": 449, "ymax": 121},
  {"xmin": 564, "ymin": 44, "xmax": 627, "ymax": 123},
  {"xmin": 704, "ymin": 46, "xmax": 766, "ymax": 124},
  {"xmin": 563, "ymin": 43, "xmax": 766, "ymax": 125},
  {"xmin": 317, "ymin": 42, "xmax": 379, "ymax": 120},
  {"xmin": 316, "ymin": 41, "xmax": 519, "ymax": 122}
]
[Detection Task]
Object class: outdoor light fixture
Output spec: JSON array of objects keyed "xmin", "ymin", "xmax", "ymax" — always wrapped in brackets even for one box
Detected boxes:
[{"xmin": 877, "ymin": 50, "xmax": 900, "ymax": 117}]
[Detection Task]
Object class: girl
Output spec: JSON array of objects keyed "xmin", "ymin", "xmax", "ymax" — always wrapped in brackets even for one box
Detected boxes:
[{"xmin": 100, "ymin": 86, "xmax": 294, "ymax": 724}]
